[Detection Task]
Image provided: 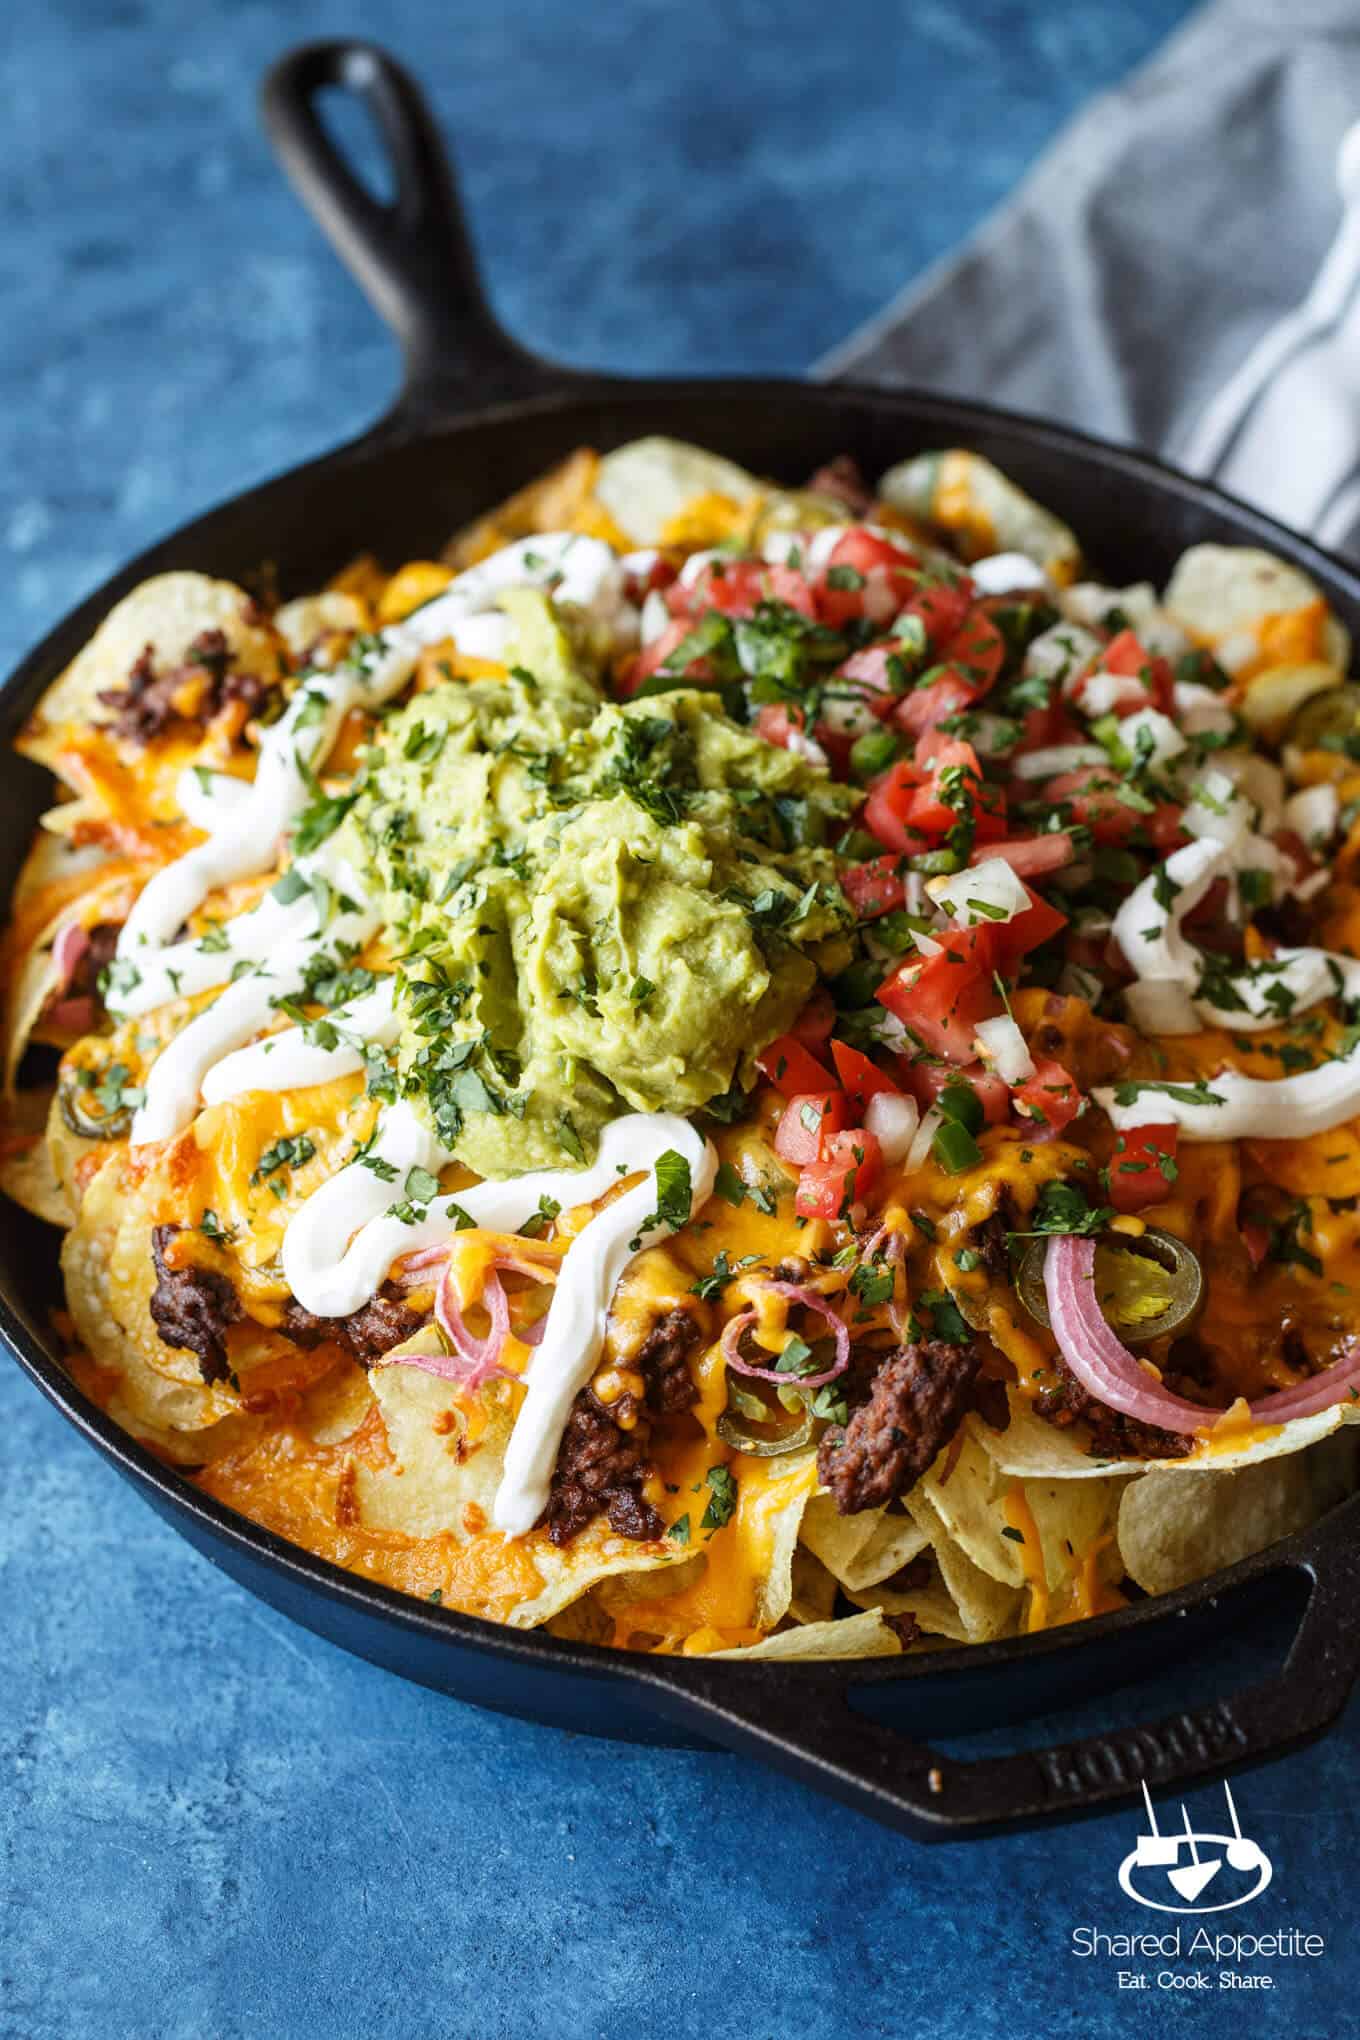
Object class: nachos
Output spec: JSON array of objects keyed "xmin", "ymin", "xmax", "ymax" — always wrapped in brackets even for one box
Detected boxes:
[{"xmin": 4, "ymin": 436, "xmax": 1358, "ymax": 1658}]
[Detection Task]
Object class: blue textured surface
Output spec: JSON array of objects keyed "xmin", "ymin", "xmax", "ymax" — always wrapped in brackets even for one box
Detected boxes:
[{"xmin": 6, "ymin": 4, "xmax": 1357, "ymax": 2037}]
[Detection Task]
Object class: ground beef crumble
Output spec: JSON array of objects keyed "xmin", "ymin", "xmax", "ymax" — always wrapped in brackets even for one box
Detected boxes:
[
  {"xmin": 97, "ymin": 629, "xmax": 275, "ymax": 746},
  {"xmin": 1033, "ymin": 1362, "xmax": 1193, "ymax": 1461},
  {"xmin": 149, "ymin": 1224, "xmax": 242, "ymax": 1386},
  {"xmin": 148, "ymin": 1227, "xmax": 429, "ymax": 1385},
  {"xmin": 817, "ymin": 1338, "xmax": 982, "ymax": 1514},
  {"xmin": 540, "ymin": 1308, "xmax": 701, "ymax": 1547},
  {"xmin": 804, "ymin": 455, "xmax": 872, "ymax": 515}
]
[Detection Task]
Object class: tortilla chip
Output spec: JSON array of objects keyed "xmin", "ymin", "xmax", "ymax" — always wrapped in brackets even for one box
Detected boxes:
[
  {"xmin": 876, "ymin": 450, "xmax": 1081, "ymax": 583},
  {"xmin": 710, "ymin": 1609, "xmax": 902, "ymax": 1659},
  {"xmin": 17, "ymin": 572, "xmax": 283, "ymax": 777},
  {"xmin": 1117, "ymin": 1431, "xmax": 1359, "ymax": 1595}
]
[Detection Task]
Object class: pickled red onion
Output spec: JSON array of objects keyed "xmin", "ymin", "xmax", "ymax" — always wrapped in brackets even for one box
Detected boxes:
[
  {"xmin": 1043, "ymin": 1235, "xmax": 1360, "ymax": 1434},
  {"xmin": 721, "ymin": 1280, "xmax": 850, "ymax": 1389},
  {"xmin": 51, "ymin": 921, "xmax": 89, "ymax": 990}
]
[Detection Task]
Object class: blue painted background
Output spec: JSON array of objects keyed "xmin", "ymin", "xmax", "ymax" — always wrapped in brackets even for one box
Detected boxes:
[{"xmin": 6, "ymin": 4, "xmax": 1356, "ymax": 2036}]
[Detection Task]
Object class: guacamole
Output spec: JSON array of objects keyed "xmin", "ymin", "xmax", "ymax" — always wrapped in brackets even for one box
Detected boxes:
[{"xmin": 340, "ymin": 592, "xmax": 855, "ymax": 1175}]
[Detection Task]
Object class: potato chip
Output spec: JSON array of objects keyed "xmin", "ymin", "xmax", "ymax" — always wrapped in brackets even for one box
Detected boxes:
[
  {"xmin": 443, "ymin": 448, "xmax": 604, "ymax": 567},
  {"xmin": 355, "ymin": 1356, "xmax": 701, "ymax": 1630},
  {"xmin": 274, "ymin": 590, "xmax": 368, "ymax": 660},
  {"xmin": 876, "ymin": 449, "xmax": 1081, "ymax": 582},
  {"xmin": 0, "ymin": 1086, "xmax": 73, "ymax": 1227},
  {"xmin": 709, "ymin": 1609, "xmax": 902, "ymax": 1659},
  {"xmin": 787, "ymin": 1544, "xmax": 839, "ymax": 1625},
  {"xmin": 976, "ymin": 1388, "xmax": 1360, "ymax": 1481},
  {"xmin": 904, "ymin": 1487, "xmax": 1024, "ymax": 1641},
  {"xmin": 1116, "ymin": 1430, "xmax": 1359, "ymax": 1596},
  {"xmin": 17, "ymin": 572, "xmax": 283, "ymax": 779},
  {"xmin": 592, "ymin": 437, "xmax": 762, "ymax": 546},
  {"xmin": 61, "ymin": 1156, "xmax": 247, "ymax": 1440}
]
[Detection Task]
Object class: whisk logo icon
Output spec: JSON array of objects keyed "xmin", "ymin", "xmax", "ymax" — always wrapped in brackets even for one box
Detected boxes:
[{"xmin": 1118, "ymin": 1781, "xmax": 1273, "ymax": 1914}]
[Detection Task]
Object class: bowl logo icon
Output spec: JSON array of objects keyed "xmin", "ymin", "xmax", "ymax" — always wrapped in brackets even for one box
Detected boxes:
[{"xmin": 1118, "ymin": 1781, "xmax": 1273, "ymax": 1914}]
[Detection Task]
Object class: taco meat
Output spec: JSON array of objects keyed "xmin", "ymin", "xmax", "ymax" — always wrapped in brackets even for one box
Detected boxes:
[
  {"xmin": 818, "ymin": 1338, "xmax": 982, "ymax": 1514},
  {"xmin": 149, "ymin": 1224, "xmax": 241, "ymax": 1386},
  {"xmin": 97, "ymin": 628, "xmax": 275, "ymax": 746}
]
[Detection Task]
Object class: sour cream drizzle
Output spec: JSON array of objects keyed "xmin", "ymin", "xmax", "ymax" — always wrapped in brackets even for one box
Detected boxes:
[
  {"xmin": 1110, "ymin": 826, "xmax": 1360, "ymax": 1139},
  {"xmin": 96, "ymin": 540, "xmax": 728, "ymax": 1513}
]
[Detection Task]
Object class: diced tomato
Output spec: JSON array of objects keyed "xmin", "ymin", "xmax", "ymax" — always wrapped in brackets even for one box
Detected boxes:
[
  {"xmin": 903, "ymin": 1059, "xmax": 1010, "ymax": 1125},
  {"xmin": 896, "ymin": 572, "xmax": 975, "ymax": 647},
  {"xmin": 835, "ymin": 643, "xmax": 909, "ymax": 719},
  {"xmin": 936, "ymin": 610, "xmax": 1005, "ymax": 695},
  {"xmin": 990, "ymin": 883, "xmax": 1069, "ymax": 973},
  {"xmin": 794, "ymin": 1127, "xmax": 883, "ymax": 1220},
  {"xmin": 892, "ymin": 668, "xmax": 977, "ymax": 742},
  {"xmin": 676, "ymin": 557, "xmax": 816, "ymax": 622},
  {"xmin": 765, "ymin": 563, "xmax": 819, "ymax": 619},
  {"xmin": 973, "ymin": 834, "xmax": 1075, "ymax": 881},
  {"xmin": 1087, "ymin": 629, "xmax": 1174, "ymax": 715},
  {"xmin": 900, "ymin": 740, "xmax": 991, "ymax": 840},
  {"xmin": 754, "ymin": 703, "xmax": 816, "ymax": 755},
  {"xmin": 827, "ymin": 528, "xmax": 919, "ymax": 577},
  {"xmin": 1012, "ymin": 1058, "xmax": 1083, "ymax": 1135},
  {"xmin": 1043, "ymin": 766, "xmax": 1180, "ymax": 851},
  {"xmin": 755, "ymin": 1034, "xmax": 835, "ymax": 1095},
  {"xmin": 790, "ymin": 988, "xmax": 836, "ymax": 1047},
  {"xmin": 877, "ymin": 931, "xmax": 1001, "ymax": 1063},
  {"xmin": 774, "ymin": 1091, "xmax": 849, "ymax": 1167},
  {"xmin": 623, "ymin": 553, "xmax": 679, "ymax": 601},
  {"xmin": 839, "ymin": 854, "xmax": 907, "ymax": 920},
  {"xmin": 863, "ymin": 759, "xmax": 927, "ymax": 853},
  {"xmin": 829, "ymin": 1040, "xmax": 900, "ymax": 1115},
  {"xmin": 1108, "ymin": 1122, "xmax": 1179, "ymax": 1213},
  {"xmin": 617, "ymin": 618, "xmax": 710, "ymax": 697}
]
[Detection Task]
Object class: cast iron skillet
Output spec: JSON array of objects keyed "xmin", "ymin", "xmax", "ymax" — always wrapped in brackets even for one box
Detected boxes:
[{"xmin": 5, "ymin": 39, "xmax": 1360, "ymax": 1840}]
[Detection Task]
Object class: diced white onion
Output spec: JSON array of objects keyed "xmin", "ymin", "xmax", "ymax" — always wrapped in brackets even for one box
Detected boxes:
[
  {"xmin": 1118, "ymin": 707, "xmax": 1187, "ymax": 770},
  {"xmin": 974, "ymin": 1014, "xmax": 1035, "ymax": 1084},
  {"xmin": 864, "ymin": 1090, "xmax": 920, "ymax": 1165},
  {"xmin": 1181, "ymin": 770, "xmax": 1252, "ymax": 848},
  {"xmin": 905, "ymin": 1105, "xmax": 943, "ymax": 1173},
  {"xmin": 1076, "ymin": 671, "xmax": 1154, "ymax": 718},
  {"xmin": 1024, "ymin": 622, "xmax": 1102, "ymax": 683},
  {"xmin": 969, "ymin": 552, "xmax": 1049, "ymax": 595},
  {"xmin": 639, "ymin": 590, "xmax": 670, "ymax": 644},
  {"xmin": 1215, "ymin": 629, "xmax": 1260, "ymax": 676},
  {"xmin": 1283, "ymin": 783, "xmax": 1340, "ymax": 848},
  {"xmin": 1011, "ymin": 743, "xmax": 1108, "ymax": 781},
  {"xmin": 1213, "ymin": 751, "xmax": 1285, "ymax": 828},
  {"xmin": 1173, "ymin": 680, "xmax": 1236, "ymax": 738},
  {"xmin": 926, "ymin": 856, "xmax": 1031, "ymax": 927}
]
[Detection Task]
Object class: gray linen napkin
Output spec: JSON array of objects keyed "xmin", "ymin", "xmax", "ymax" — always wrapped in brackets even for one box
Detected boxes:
[{"xmin": 817, "ymin": 0, "xmax": 1360, "ymax": 557}]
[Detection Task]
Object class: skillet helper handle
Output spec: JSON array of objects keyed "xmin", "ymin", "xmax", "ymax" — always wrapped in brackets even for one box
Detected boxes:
[
  {"xmin": 261, "ymin": 40, "xmax": 565, "ymax": 421},
  {"xmin": 632, "ymin": 1549, "xmax": 1360, "ymax": 1839}
]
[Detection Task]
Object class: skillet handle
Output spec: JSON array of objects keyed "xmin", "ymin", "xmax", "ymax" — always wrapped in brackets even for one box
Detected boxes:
[
  {"xmin": 260, "ymin": 41, "xmax": 576, "ymax": 424},
  {"xmin": 628, "ymin": 1543, "xmax": 1360, "ymax": 1839}
]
